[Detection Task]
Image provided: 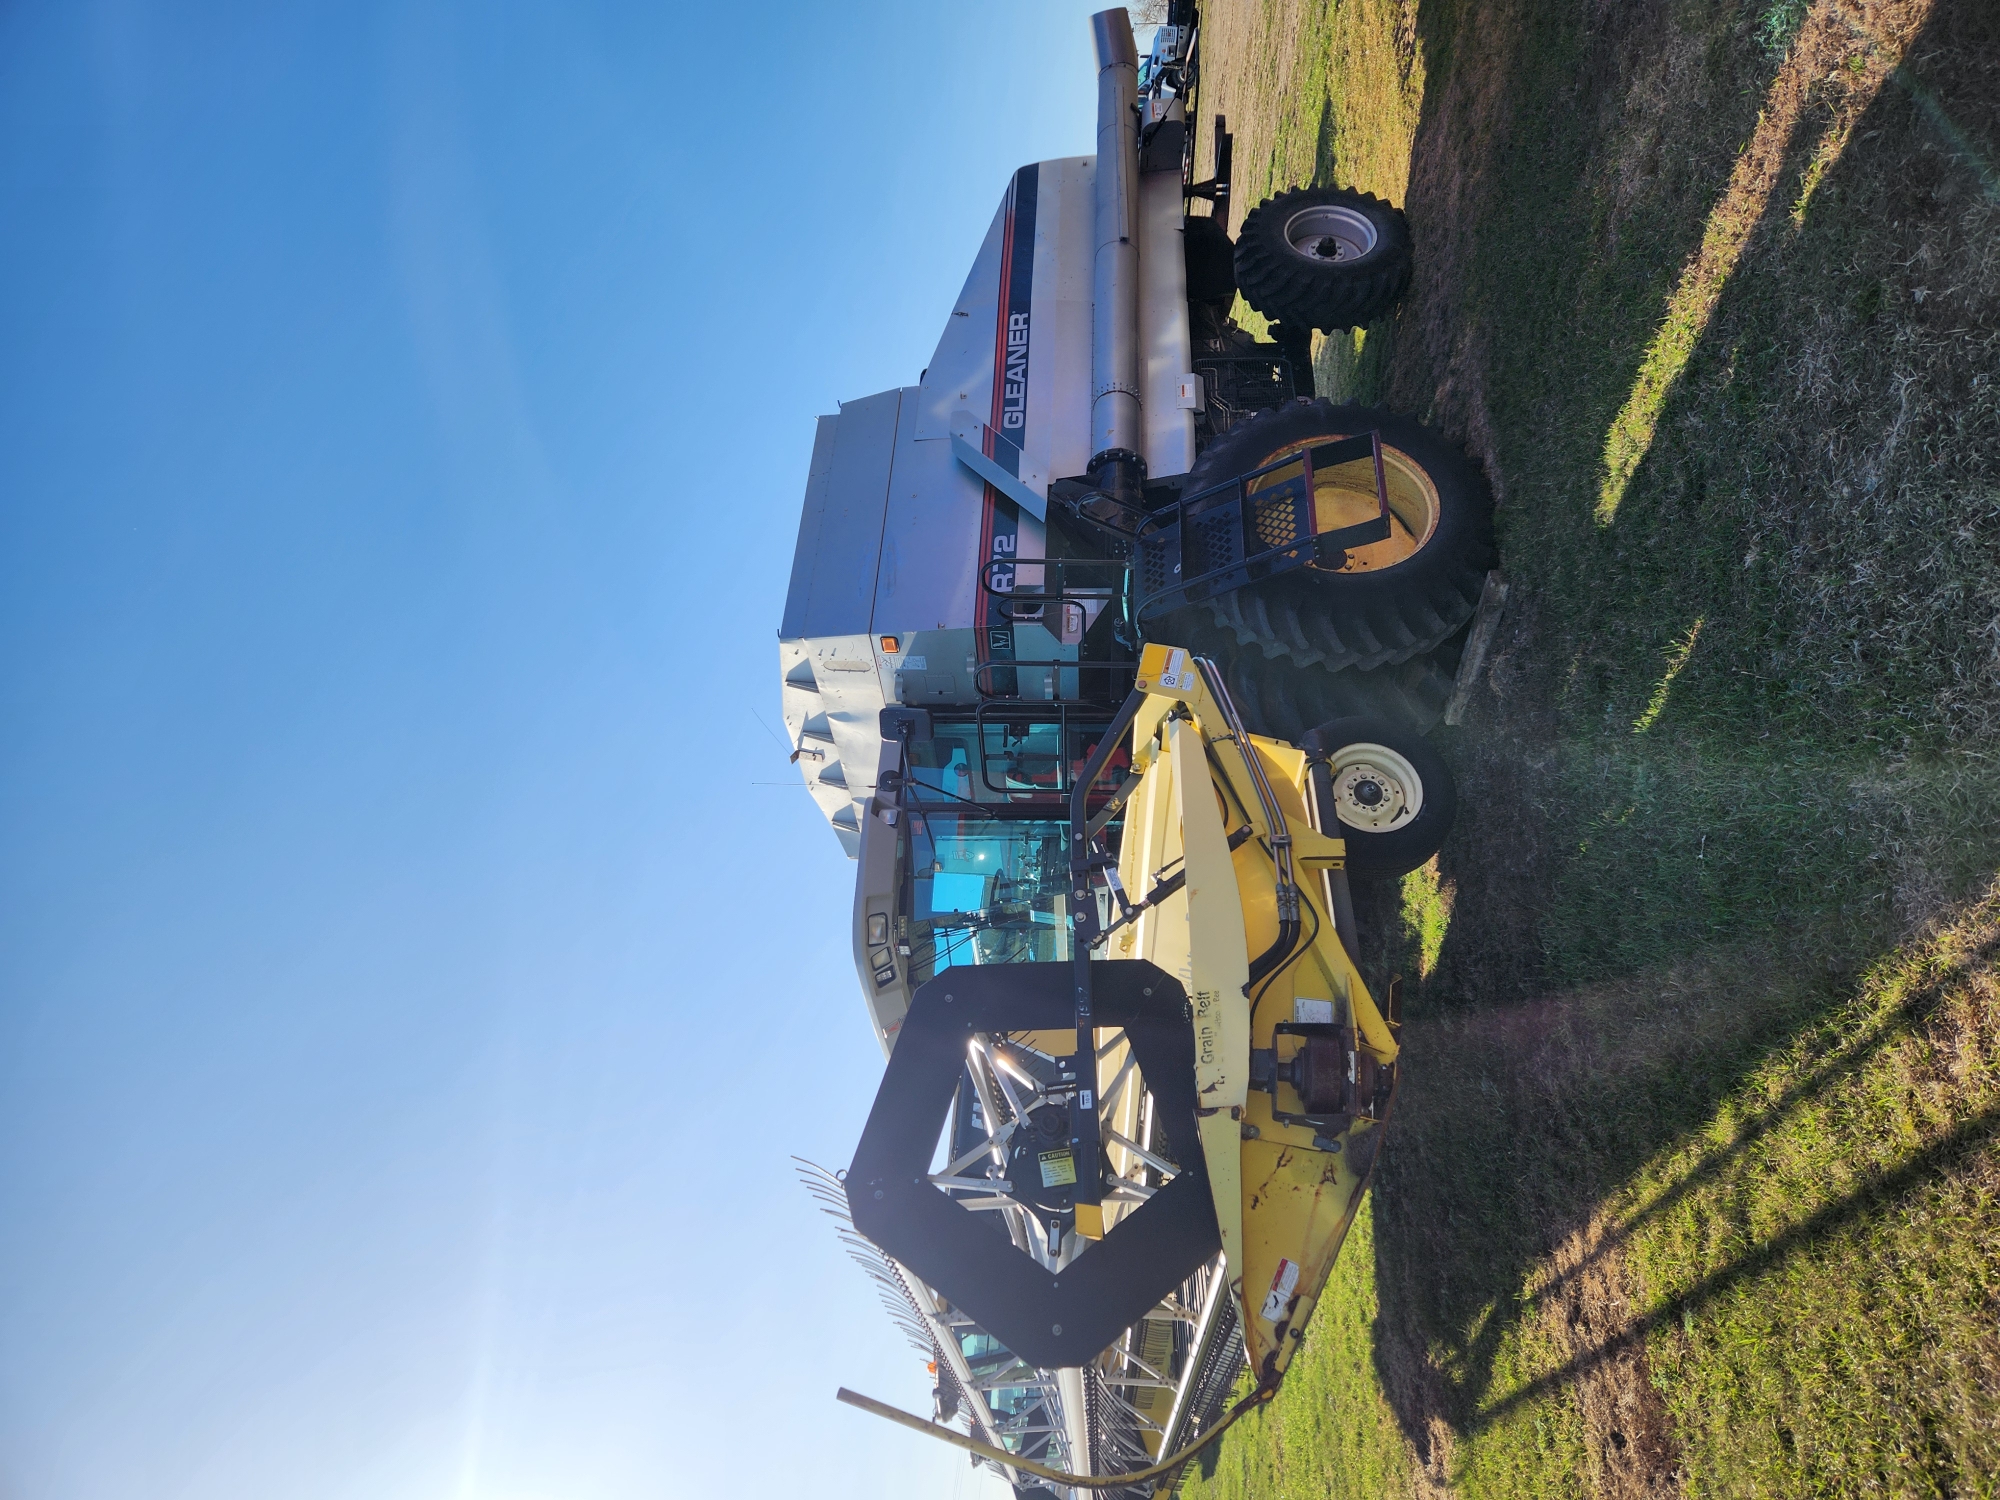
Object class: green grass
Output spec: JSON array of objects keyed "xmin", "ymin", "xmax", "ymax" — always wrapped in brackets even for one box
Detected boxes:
[
  {"xmin": 1191, "ymin": 0, "xmax": 2000, "ymax": 1491},
  {"xmin": 1371, "ymin": 891, "xmax": 2000, "ymax": 1498},
  {"xmin": 1181, "ymin": 1202, "xmax": 1415, "ymax": 1500},
  {"xmin": 1420, "ymin": 0, "xmax": 2000, "ymax": 755},
  {"xmin": 1626, "ymin": 895, "xmax": 2000, "ymax": 1494},
  {"xmin": 1531, "ymin": 740, "xmax": 2000, "ymax": 986}
]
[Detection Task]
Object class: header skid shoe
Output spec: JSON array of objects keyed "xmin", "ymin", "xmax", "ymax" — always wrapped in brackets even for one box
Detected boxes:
[{"xmin": 847, "ymin": 960, "xmax": 1220, "ymax": 1371}]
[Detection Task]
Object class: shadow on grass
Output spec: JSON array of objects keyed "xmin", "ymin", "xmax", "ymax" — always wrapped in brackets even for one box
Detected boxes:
[
  {"xmin": 1334, "ymin": 0, "xmax": 2000, "ymax": 1472},
  {"xmin": 1472, "ymin": 1100, "xmax": 2000, "ymax": 1429},
  {"xmin": 1446, "ymin": 0, "xmax": 2000, "ymax": 750},
  {"xmin": 1359, "ymin": 932, "xmax": 1830, "ymax": 1440},
  {"xmin": 1519, "ymin": 914, "xmax": 1994, "ymax": 1309}
]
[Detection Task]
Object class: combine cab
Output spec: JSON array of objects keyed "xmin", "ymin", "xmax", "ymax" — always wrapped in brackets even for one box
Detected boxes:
[{"xmin": 779, "ymin": 6, "xmax": 1494, "ymax": 1491}]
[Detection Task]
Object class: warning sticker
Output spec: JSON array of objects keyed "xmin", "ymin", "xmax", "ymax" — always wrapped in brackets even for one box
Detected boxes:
[
  {"xmin": 1260, "ymin": 1258, "xmax": 1301, "ymax": 1323},
  {"xmin": 1037, "ymin": 1150, "xmax": 1077, "ymax": 1188},
  {"xmin": 1157, "ymin": 648, "xmax": 1191, "ymax": 691}
]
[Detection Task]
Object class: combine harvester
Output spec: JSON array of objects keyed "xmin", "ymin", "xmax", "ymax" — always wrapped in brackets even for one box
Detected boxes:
[{"xmin": 780, "ymin": 7, "xmax": 1495, "ymax": 1492}]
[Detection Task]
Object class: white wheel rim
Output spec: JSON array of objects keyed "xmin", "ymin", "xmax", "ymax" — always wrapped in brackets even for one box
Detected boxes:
[
  {"xmin": 1328, "ymin": 742, "xmax": 1423, "ymax": 832},
  {"xmin": 1282, "ymin": 204, "xmax": 1378, "ymax": 263}
]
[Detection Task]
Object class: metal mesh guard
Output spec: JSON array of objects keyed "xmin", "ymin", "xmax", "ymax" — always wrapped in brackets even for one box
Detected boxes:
[
  {"xmin": 1186, "ymin": 504, "xmax": 1240, "ymax": 579},
  {"xmin": 1138, "ymin": 532, "xmax": 1173, "ymax": 598},
  {"xmin": 1250, "ymin": 484, "xmax": 1305, "ymax": 551}
]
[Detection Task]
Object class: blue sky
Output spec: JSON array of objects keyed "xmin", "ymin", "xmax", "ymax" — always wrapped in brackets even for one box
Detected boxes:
[{"xmin": 0, "ymin": 4, "xmax": 1121, "ymax": 1496}]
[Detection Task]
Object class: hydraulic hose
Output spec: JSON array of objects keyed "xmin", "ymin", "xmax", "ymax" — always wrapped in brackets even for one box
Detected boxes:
[
  {"xmin": 837, "ymin": 1381, "xmax": 1275, "ymax": 1491},
  {"xmin": 1193, "ymin": 655, "xmax": 1302, "ymax": 987}
]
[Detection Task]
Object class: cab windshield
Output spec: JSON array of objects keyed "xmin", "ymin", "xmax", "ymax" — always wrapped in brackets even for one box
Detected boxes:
[{"xmin": 896, "ymin": 708, "xmax": 1128, "ymax": 987}]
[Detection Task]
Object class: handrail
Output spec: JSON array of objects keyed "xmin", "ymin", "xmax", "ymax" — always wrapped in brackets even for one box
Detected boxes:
[{"xmin": 1131, "ymin": 430, "xmax": 1392, "ymax": 620}]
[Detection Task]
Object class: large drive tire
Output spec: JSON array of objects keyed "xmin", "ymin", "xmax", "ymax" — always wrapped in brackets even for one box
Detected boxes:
[
  {"xmin": 1236, "ymin": 186, "xmax": 1412, "ymax": 332},
  {"xmin": 1196, "ymin": 637, "xmax": 1457, "ymax": 743},
  {"xmin": 1183, "ymin": 213, "xmax": 1237, "ymax": 307},
  {"xmin": 1175, "ymin": 399, "xmax": 1495, "ymax": 673},
  {"xmin": 1300, "ymin": 717, "xmax": 1456, "ymax": 878}
]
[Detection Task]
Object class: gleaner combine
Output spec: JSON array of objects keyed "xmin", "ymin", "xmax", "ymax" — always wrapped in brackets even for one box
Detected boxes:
[{"xmin": 781, "ymin": 8, "xmax": 1495, "ymax": 1493}]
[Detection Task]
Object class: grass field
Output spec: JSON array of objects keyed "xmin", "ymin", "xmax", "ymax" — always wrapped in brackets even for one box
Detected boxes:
[{"xmin": 1180, "ymin": 0, "xmax": 2000, "ymax": 1492}]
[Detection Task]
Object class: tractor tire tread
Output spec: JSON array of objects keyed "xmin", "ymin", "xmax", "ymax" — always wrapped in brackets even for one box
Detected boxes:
[
  {"xmin": 1175, "ymin": 400, "xmax": 1495, "ymax": 674},
  {"xmin": 1190, "ymin": 636, "xmax": 1458, "ymax": 743},
  {"xmin": 1235, "ymin": 187, "xmax": 1413, "ymax": 332}
]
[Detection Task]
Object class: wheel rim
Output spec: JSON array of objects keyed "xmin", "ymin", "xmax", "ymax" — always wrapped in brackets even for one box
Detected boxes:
[
  {"xmin": 1243, "ymin": 436, "xmax": 1442, "ymax": 573},
  {"xmin": 1282, "ymin": 204, "xmax": 1378, "ymax": 263},
  {"xmin": 1327, "ymin": 742, "xmax": 1424, "ymax": 832}
]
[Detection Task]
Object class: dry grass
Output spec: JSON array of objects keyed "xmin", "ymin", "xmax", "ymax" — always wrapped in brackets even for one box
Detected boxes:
[
  {"xmin": 1434, "ymin": 0, "xmax": 2000, "ymax": 751},
  {"xmin": 1195, "ymin": 0, "xmax": 1428, "ymax": 351},
  {"xmin": 1532, "ymin": 1220, "xmax": 1683, "ymax": 1500}
]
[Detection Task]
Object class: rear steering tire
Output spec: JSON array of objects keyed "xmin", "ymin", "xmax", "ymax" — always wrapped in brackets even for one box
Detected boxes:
[
  {"xmin": 1236, "ymin": 186, "xmax": 1412, "ymax": 332},
  {"xmin": 1301, "ymin": 717, "xmax": 1456, "ymax": 878}
]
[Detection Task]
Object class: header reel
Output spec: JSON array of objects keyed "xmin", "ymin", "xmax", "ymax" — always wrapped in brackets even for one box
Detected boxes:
[
  {"xmin": 846, "ymin": 960, "xmax": 1217, "ymax": 1373},
  {"xmin": 837, "ymin": 644, "xmax": 1405, "ymax": 1491}
]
